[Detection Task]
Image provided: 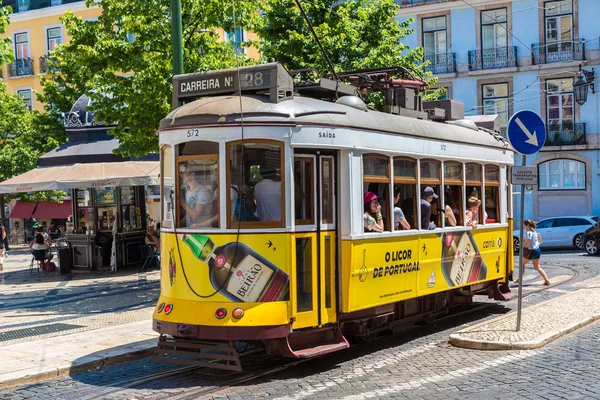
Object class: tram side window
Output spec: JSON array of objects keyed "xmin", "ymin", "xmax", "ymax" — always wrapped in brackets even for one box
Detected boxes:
[
  {"xmin": 161, "ymin": 145, "xmax": 173, "ymax": 227},
  {"xmin": 420, "ymin": 159, "xmax": 441, "ymax": 229},
  {"xmin": 393, "ymin": 157, "xmax": 416, "ymax": 230},
  {"xmin": 177, "ymin": 141, "xmax": 219, "ymax": 229},
  {"xmin": 443, "ymin": 162, "xmax": 463, "ymax": 227},
  {"xmin": 227, "ymin": 141, "xmax": 284, "ymax": 227},
  {"xmin": 363, "ymin": 154, "xmax": 390, "ymax": 232},
  {"xmin": 294, "ymin": 158, "xmax": 314, "ymax": 224},
  {"xmin": 485, "ymin": 165, "xmax": 500, "ymax": 223},
  {"xmin": 466, "ymin": 163, "xmax": 483, "ymax": 226}
]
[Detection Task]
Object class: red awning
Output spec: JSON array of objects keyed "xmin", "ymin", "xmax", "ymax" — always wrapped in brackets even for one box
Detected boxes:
[
  {"xmin": 31, "ymin": 201, "xmax": 73, "ymax": 219},
  {"xmin": 8, "ymin": 201, "xmax": 37, "ymax": 219}
]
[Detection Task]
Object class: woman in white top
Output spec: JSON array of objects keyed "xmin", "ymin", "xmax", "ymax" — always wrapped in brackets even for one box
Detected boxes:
[{"xmin": 518, "ymin": 219, "xmax": 550, "ymax": 286}]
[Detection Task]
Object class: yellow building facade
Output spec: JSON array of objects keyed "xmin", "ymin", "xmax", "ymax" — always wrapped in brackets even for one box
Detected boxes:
[{"xmin": 0, "ymin": 1, "xmax": 101, "ymax": 112}]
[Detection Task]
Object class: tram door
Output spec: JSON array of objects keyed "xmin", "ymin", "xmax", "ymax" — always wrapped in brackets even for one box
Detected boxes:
[{"xmin": 293, "ymin": 153, "xmax": 337, "ymax": 329}]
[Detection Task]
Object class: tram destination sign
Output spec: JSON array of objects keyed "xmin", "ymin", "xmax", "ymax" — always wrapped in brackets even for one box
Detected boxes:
[
  {"xmin": 511, "ymin": 166, "xmax": 538, "ymax": 185},
  {"xmin": 172, "ymin": 63, "xmax": 294, "ymax": 107}
]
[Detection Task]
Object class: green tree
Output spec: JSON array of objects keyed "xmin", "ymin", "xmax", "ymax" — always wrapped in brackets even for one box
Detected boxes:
[
  {"xmin": 251, "ymin": 0, "xmax": 441, "ymax": 101},
  {"xmin": 39, "ymin": 0, "xmax": 259, "ymax": 157},
  {"xmin": 0, "ymin": 1, "xmax": 12, "ymax": 65}
]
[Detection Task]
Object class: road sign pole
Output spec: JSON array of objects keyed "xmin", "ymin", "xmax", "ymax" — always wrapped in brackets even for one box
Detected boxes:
[{"xmin": 516, "ymin": 154, "xmax": 526, "ymax": 332}]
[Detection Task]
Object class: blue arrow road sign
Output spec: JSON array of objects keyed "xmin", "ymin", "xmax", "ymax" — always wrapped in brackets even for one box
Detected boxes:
[{"xmin": 507, "ymin": 110, "xmax": 546, "ymax": 155}]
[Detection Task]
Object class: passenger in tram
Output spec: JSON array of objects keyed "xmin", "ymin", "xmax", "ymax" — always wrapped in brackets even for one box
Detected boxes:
[
  {"xmin": 254, "ymin": 167, "xmax": 282, "ymax": 221},
  {"xmin": 393, "ymin": 187, "xmax": 411, "ymax": 230},
  {"xmin": 364, "ymin": 192, "xmax": 384, "ymax": 233},
  {"xmin": 180, "ymin": 165, "xmax": 217, "ymax": 228},
  {"xmin": 465, "ymin": 196, "xmax": 482, "ymax": 228},
  {"xmin": 420, "ymin": 186, "xmax": 438, "ymax": 230}
]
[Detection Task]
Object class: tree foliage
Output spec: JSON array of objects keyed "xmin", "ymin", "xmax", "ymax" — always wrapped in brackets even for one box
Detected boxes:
[
  {"xmin": 251, "ymin": 0, "xmax": 429, "ymax": 78},
  {"xmin": 0, "ymin": 85, "xmax": 66, "ymax": 201},
  {"xmin": 39, "ymin": 0, "xmax": 259, "ymax": 157},
  {"xmin": 0, "ymin": 1, "xmax": 13, "ymax": 65}
]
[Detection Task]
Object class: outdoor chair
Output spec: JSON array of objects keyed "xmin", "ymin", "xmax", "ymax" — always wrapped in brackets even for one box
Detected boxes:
[
  {"xmin": 30, "ymin": 249, "xmax": 52, "ymax": 274},
  {"xmin": 139, "ymin": 244, "xmax": 160, "ymax": 273}
]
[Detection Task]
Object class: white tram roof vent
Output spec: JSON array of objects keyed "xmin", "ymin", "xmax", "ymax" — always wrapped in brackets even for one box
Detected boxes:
[
  {"xmin": 449, "ymin": 119, "xmax": 479, "ymax": 131},
  {"xmin": 335, "ymin": 95, "xmax": 368, "ymax": 111}
]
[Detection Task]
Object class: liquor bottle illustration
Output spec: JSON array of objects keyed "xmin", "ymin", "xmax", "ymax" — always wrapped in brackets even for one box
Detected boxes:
[
  {"xmin": 440, "ymin": 231, "xmax": 487, "ymax": 286},
  {"xmin": 180, "ymin": 234, "xmax": 289, "ymax": 302}
]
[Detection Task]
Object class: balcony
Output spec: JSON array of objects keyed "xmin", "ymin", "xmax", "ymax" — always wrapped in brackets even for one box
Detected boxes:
[
  {"xmin": 424, "ymin": 53, "xmax": 456, "ymax": 74},
  {"xmin": 546, "ymin": 122, "xmax": 586, "ymax": 146},
  {"xmin": 393, "ymin": 0, "xmax": 449, "ymax": 6},
  {"xmin": 531, "ymin": 39, "xmax": 585, "ymax": 65},
  {"xmin": 2, "ymin": 0, "xmax": 82, "ymax": 13},
  {"xmin": 8, "ymin": 58, "xmax": 33, "ymax": 77},
  {"xmin": 468, "ymin": 46, "xmax": 518, "ymax": 71}
]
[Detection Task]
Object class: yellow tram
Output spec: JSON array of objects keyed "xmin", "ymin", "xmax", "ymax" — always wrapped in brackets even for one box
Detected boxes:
[{"xmin": 153, "ymin": 63, "xmax": 515, "ymax": 370}]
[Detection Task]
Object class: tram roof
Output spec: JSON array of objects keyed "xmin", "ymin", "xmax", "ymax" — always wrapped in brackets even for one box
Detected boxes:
[{"xmin": 159, "ymin": 94, "xmax": 511, "ymax": 150}]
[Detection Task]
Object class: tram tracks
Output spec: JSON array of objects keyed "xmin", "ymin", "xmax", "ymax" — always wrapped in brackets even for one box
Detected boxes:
[{"xmin": 67, "ymin": 264, "xmax": 581, "ymax": 400}]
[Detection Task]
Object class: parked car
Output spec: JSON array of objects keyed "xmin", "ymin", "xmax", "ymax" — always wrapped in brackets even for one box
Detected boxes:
[
  {"xmin": 513, "ymin": 216, "xmax": 600, "ymax": 252},
  {"xmin": 583, "ymin": 221, "xmax": 600, "ymax": 256}
]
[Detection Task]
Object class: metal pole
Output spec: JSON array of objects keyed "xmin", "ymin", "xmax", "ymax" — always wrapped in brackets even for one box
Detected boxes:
[
  {"xmin": 0, "ymin": 194, "xmax": 7, "ymax": 251},
  {"xmin": 171, "ymin": 0, "xmax": 183, "ymax": 76},
  {"xmin": 516, "ymin": 154, "xmax": 526, "ymax": 331}
]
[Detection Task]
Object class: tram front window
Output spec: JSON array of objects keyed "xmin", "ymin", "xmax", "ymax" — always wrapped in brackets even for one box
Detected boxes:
[
  {"xmin": 227, "ymin": 141, "xmax": 284, "ymax": 227},
  {"xmin": 178, "ymin": 158, "xmax": 219, "ymax": 229}
]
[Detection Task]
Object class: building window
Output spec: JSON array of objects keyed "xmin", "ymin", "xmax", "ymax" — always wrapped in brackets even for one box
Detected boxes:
[
  {"xmin": 539, "ymin": 159, "xmax": 585, "ymax": 190},
  {"xmin": 544, "ymin": 0, "xmax": 573, "ymax": 60},
  {"xmin": 482, "ymin": 83, "xmax": 509, "ymax": 136},
  {"xmin": 425, "ymin": 87, "xmax": 448, "ymax": 100},
  {"xmin": 14, "ymin": 32, "xmax": 29, "ymax": 60},
  {"xmin": 47, "ymin": 27, "xmax": 62, "ymax": 53},
  {"xmin": 226, "ymin": 27, "xmax": 245, "ymax": 55},
  {"xmin": 17, "ymin": 89, "xmax": 32, "ymax": 111},
  {"xmin": 422, "ymin": 17, "xmax": 447, "ymax": 65},
  {"xmin": 481, "ymin": 8, "xmax": 507, "ymax": 51},
  {"xmin": 546, "ymin": 78, "xmax": 573, "ymax": 138}
]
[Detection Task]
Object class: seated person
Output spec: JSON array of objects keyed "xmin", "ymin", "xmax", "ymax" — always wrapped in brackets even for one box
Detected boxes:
[
  {"xmin": 145, "ymin": 224, "xmax": 160, "ymax": 253},
  {"xmin": 181, "ymin": 166, "xmax": 217, "ymax": 227},
  {"xmin": 420, "ymin": 186, "xmax": 438, "ymax": 230},
  {"xmin": 364, "ymin": 192, "xmax": 384, "ymax": 233},
  {"xmin": 444, "ymin": 205, "xmax": 457, "ymax": 227},
  {"xmin": 48, "ymin": 223, "xmax": 58, "ymax": 240},
  {"xmin": 466, "ymin": 196, "xmax": 482, "ymax": 228},
  {"xmin": 254, "ymin": 167, "xmax": 282, "ymax": 221},
  {"xmin": 393, "ymin": 187, "xmax": 410, "ymax": 230},
  {"xmin": 30, "ymin": 233, "xmax": 52, "ymax": 260},
  {"xmin": 37, "ymin": 227, "xmax": 51, "ymax": 244}
]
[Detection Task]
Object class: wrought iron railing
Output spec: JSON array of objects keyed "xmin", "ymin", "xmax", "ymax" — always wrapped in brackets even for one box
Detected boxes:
[
  {"xmin": 424, "ymin": 53, "xmax": 456, "ymax": 74},
  {"xmin": 468, "ymin": 46, "xmax": 518, "ymax": 71},
  {"xmin": 7, "ymin": 58, "xmax": 33, "ymax": 77},
  {"xmin": 531, "ymin": 39, "xmax": 585, "ymax": 65},
  {"xmin": 393, "ymin": 0, "xmax": 450, "ymax": 6},
  {"xmin": 546, "ymin": 122, "xmax": 586, "ymax": 146},
  {"xmin": 3, "ymin": 0, "xmax": 82, "ymax": 13},
  {"xmin": 39, "ymin": 55, "xmax": 58, "ymax": 74}
]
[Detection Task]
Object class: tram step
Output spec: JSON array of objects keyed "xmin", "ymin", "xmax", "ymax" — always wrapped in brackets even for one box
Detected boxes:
[
  {"xmin": 488, "ymin": 281, "xmax": 512, "ymax": 301},
  {"xmin": 280, "ymin": 327, "xmax": 350, "ymax": 358},
  {"xmin": 152, "ymin": 336, "xmax": 242, "ymax": 372}
]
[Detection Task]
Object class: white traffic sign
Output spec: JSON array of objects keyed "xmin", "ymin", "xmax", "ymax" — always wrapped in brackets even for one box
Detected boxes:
[
  {"xmin": 507, "ymin": 110, "xmax": 546, "ymax": 155},
  {"xmin": 511, "ymin": 167, "xmax": 538, "ymax": 185}
]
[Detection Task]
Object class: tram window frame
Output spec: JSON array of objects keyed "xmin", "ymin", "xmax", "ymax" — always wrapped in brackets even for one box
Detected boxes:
[
  {"xmin": 443, "ymin": 161, "xmax": 463, "ymax": 227},
  {"xmin": 420, "ymin": 159, "xmax": 441, "ymax": 229},
  {"xmin": 363, "ymin": 154, "xmax": 391, "ymax": 232},
  {"xmin": 176, "ymin": 153, "xmax": 220, "ymax": 229},
  {"xmin": 466, "ymin": 163, "xmax": 483, "ymax": 225},
  {"xmin": 294, "ymin": 157, "xmax": 315, "ymax": 225},
  {"xmin": 161, "ymin": 144, "xmax": 173, "ymax": 229},
  {"xmin": 484, "ymin": 165, "xmax": 500, "ymax": 224},
  {"xmin": 321, "ymin": 157, "xmax": 334, "ymax": 224},
  {"xmin": 393, "ymin": 157, "xmax": 417, "ymax": 231},
  {"xmin": 226, "ymin": 139, "xmax": 285, "ymax": 229}
]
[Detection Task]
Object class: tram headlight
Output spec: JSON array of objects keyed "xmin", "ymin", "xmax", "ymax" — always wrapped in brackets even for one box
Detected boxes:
[
  {"xmin": 232, "ymin": 308, "xmax": 244, "ymax": 319},
  {"xmin": 164, "ymin": 304, "xmax": 174, "ymax": 315},
  {"xmin": 215, "ymin": 308, "xmax": 227, "ymax": 319},
  {"xmin": 157, "ymin": 302, "xmax": 165, "ymax": 313}
]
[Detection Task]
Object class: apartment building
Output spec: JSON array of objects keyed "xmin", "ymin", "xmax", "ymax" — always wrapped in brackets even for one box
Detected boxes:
[{"xmin": 396, "ymin": 0, "xmax": 600, "ymax": 220}]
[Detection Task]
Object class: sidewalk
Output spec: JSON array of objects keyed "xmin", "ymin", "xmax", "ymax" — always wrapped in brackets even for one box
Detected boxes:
[
  {"xmin": 449, "ymin": 274, "xmax": 600, "ymax": 350},
  {"xmin": 0, "ymin": 246, "xmax": 160, "ymax": 388}
]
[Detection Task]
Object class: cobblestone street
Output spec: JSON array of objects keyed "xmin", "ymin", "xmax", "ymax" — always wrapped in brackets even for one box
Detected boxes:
[{"xmin": 1, "ymin": 249, "xmax": 599, "ymax": 399}]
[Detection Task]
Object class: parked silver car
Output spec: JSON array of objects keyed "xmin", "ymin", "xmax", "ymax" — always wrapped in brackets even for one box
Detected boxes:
[{"xmin": 513, "ymin": 216, "xmax": 600, "ymax": 252}]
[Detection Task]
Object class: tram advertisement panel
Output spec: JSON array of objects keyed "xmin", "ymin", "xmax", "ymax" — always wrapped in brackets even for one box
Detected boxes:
[
  {"xmin": 161, "ymin": 233, "xmax": 291, "ymax": 303},
  {"xmin": 347, "ymin": 228, "xmax": 507, "ymax": 311}
]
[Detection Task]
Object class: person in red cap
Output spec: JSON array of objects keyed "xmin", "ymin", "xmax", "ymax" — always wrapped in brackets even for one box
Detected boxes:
[{"xmin": 364, "ymin": 192, "xmax": 384, "ymax": 232}]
